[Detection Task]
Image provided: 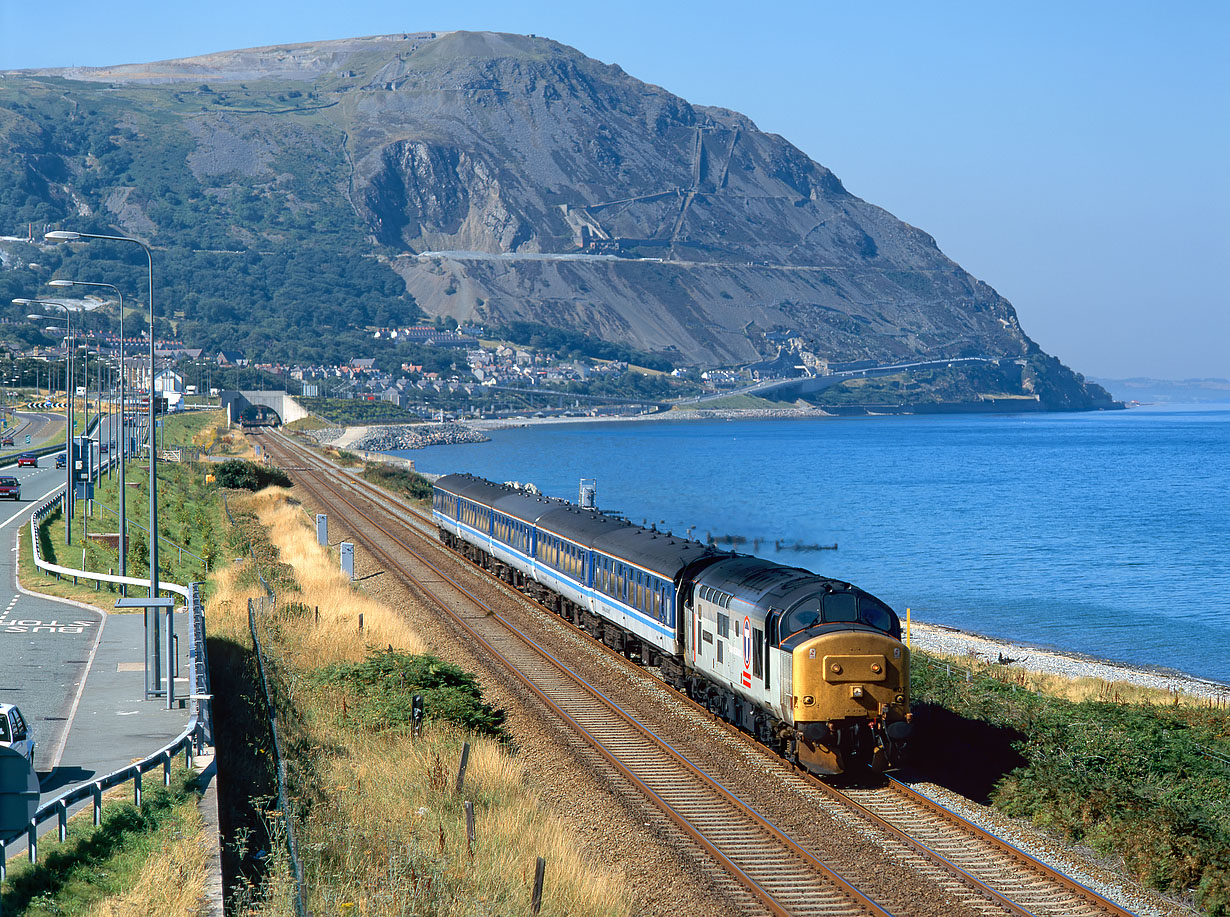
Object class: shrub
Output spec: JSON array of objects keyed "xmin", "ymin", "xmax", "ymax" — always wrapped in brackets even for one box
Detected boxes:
[
  {"xmin": 309, "ymin": 648, "xmax": 507, "ymax": 741},
  {"xmin": 213, "ymin": 460, "xmax": 292, "ymax": 491}
]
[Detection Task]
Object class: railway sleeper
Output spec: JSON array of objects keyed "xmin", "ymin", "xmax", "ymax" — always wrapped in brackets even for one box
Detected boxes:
[{"xmin": 453, "ymin": 538, "xmax": 797, "ymax": 770}]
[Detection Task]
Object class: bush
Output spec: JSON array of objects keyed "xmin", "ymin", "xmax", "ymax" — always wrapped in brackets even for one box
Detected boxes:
[
  {"xmin": 213, "ymin": 460, "xmax": 292, "ymax": 491},
  {"xmin": 361, "ymin": 463, "xmax": 434, "ymax": 503},
  {"xmin": 309, "ymin": 648, "xmax": 507, "ymax": 741}
]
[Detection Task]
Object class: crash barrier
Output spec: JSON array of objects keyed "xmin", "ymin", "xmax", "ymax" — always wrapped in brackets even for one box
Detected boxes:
[{"xmin": 1, "ymin": 512, "xmax": 211, "ymax": 883}]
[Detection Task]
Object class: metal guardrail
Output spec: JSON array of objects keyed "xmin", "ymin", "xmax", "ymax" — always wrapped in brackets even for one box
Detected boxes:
[{"xmin": 1, "ymin": 433, "xmax": 215, "ymax": 883}]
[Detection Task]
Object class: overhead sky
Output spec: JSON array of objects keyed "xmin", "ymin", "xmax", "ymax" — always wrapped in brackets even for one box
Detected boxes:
[{"xmin": 2, "ymin": 1, "xmax": 1226, "ymax": 379}]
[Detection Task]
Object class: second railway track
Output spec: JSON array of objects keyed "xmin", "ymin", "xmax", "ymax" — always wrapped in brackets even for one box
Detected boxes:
[{"xmin": 257, "ymin": 429, "xmax": 1140, "ymax": 917}]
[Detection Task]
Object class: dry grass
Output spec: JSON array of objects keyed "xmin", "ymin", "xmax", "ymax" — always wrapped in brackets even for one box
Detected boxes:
[
  {"xmin": 919, "ymin": 648, "xmax": 1220, "ymax": 708},
  {"xmin": 298, "ymin": 725, "xmax": 629, "ymax": 916},
  {"xmin": 86, "ymin": 804, "xmax": 211, "ymax": 917},
  {"xmin": 243, "ymin": 487, "xmax": 425, "ymax": 660},
  {"xmin": 222, "ymin": 487, "xmax": 630, "ymax": 916}
]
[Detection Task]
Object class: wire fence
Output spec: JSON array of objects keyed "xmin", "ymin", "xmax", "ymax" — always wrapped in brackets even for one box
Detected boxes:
[{"xmin": 225, "ymin": 493, "xmax": 308, "ymax": 917}]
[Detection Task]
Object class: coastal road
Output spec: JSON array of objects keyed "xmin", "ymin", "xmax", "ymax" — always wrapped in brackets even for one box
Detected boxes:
[
  {"xmin": 0, "ymin": 417, "xmax": 190, "ymax": 806},
  {"xmin": 0, "ymin": 450, "xmax": 100, "ymax": 779}
]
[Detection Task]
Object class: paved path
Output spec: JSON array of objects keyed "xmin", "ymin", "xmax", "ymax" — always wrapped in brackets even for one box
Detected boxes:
[{"xmin": 0, "ymin": 438, "xmax": 190, "ymax": 813}]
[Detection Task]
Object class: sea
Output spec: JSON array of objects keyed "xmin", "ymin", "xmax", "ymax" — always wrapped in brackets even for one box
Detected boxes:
[{"xmin": 391, "ymin": 405, "xmax": 1230, "ymax": 685}]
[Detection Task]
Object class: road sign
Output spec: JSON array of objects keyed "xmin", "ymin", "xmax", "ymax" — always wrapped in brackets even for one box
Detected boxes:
[{"xmin": 24, "ymin": 434, "xmax": 30, "ymax": 444}]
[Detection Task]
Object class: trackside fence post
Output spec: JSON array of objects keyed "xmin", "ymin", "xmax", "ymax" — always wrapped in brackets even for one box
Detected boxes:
[
  {"xmin": 456, "ymin": 741, "xmax": 470, "ymax": 793},
  {"xmin": 531, "ymin": 856, "xmax": 546, "ymax": 913}
]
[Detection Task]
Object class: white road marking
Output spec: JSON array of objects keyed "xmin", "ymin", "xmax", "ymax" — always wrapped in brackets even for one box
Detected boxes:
[{"xmin": 0, "ymin": 484, "xmax": 65, "ymax": 530}]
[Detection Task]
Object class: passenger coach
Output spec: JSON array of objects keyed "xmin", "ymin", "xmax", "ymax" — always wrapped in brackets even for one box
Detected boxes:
[{"xmin": 433, "ymin": 473, "xmax": 912, "ymax": 776}]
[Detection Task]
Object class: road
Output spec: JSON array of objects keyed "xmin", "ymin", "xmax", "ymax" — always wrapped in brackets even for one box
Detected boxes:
[
  {"xmin": 0, "ymin": 410, "xmax": 190, "ymax": 809},
  {"xmin": 680, "ymin": 356, "xmax": 998, "ymax": 405}
]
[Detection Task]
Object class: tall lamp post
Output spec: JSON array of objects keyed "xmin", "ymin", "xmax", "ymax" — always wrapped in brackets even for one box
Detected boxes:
[
  {"xmin": 45, "ymin": 229, "xmax": 168, "ymax": 707},
  {"xmin": 15, "ymin": 298, "xmax": 74, "ymax": 543},
  {"xmin": 45, "ymin": 228, "xmax": 157, "ymax": 597},
  {"xmin": 49, "ymin": 279, "xmax": 129, "ymax": 584}
]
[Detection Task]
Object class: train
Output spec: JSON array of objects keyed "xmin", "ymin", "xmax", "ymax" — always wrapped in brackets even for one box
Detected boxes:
[{"xmin": 432, "ymin": 474, "xmax": 912, "ymax": 777}]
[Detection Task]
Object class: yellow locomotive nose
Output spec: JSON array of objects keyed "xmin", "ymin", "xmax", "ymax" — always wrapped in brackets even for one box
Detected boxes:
[
  {"xmin": 792, "ymin": 633, "xmax": 909, "ymax": 722},
  {"xmin": 789, "ymin": 632, "xmax": 910, "ymax": 774}
]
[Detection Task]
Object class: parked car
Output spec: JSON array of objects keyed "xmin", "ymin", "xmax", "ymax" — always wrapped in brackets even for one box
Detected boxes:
[
  {"xmin": 55, "ymin": 452, "xmax": 67, "ymax": 468},
  {"xmin": 16, "ymin": 453, "xmax": 37, "ymax": 467},
  {"xmin": 0, "ymin": 476, "xmax": 19, "ymax": 500},
  {"xmin": 0, "ymin": 703, "xmax": 34, "ymax": 767}
]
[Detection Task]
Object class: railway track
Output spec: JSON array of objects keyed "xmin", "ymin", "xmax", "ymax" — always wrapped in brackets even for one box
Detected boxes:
[
  {"xmin": 257, "ymin": 429, "xmax": 1139, "ymax": 917},
  {"xmin": 258, "ymin": 431, "xmax": 891, "ymax": 917}
]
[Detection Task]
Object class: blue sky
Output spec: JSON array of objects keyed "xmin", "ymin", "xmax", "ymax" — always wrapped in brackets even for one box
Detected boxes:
[{"xmin": 2, "ymin": 1, "xmax": 1226, "ymax": 379}]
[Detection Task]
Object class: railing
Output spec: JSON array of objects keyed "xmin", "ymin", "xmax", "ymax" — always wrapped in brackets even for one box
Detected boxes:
[
  {"xmin": 30, "ymin": 493, "xmax": 190, "ymax": 600},
  {"xmin": 3, "ymin": 428, "xmax": 215, "ymax": 878},
  {"xmin": 2, "ymin": 505, "xmax": 210, "ymax": 869}
]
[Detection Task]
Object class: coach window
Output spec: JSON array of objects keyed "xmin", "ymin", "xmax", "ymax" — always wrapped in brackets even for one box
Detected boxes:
[{"xmin": 717, "ymin": 612, "xmax": 730, "ymax": 639}]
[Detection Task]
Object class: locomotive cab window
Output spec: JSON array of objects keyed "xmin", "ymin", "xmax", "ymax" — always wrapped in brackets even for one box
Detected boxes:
[
  {"xmin": 858, "ymin": 595, "xmax": 896, "ymax": 633},
  {"xmin": 823, "ymin": 592, "xmax": 858, "ymax": 623}
]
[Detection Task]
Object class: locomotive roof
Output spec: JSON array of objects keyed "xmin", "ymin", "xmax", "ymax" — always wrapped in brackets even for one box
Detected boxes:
[
  {"xmin": 694, "ymin": 555, "xmax": 857, "ymax": 611},
  {"xmin": 435, "ymin": 473, "xmax": 721, "ymax": 580}
]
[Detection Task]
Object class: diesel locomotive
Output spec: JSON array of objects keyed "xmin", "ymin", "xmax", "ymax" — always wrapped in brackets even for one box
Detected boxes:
[{"xmin": 433, "ymin": 474, "xmax": 912, "ymax": 776}]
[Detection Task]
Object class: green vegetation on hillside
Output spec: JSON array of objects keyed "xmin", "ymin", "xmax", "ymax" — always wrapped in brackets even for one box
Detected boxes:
[
  {"xmin": 300, "ymin": 397, "xmax": 421, "ymax": 425},
  {"xmin": 492, "ymin": 321, "xmax": 674, "ymax": 371},
  {"xmin": 912, "ymin": 655, "xmax": 1230, "ymax": 913}
]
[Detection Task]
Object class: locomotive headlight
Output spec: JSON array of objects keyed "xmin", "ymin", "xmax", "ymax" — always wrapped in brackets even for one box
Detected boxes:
[
  {"xmin": 851, "ymin": 686, "xmax": 864, "ymax": 699},
  {"xmin": 870, "ymin": 663, "xmax": 882, "ymax": 674},
  {"xmin": 896, "ymin": 694, "xmax": 905, "ymax": 705}
]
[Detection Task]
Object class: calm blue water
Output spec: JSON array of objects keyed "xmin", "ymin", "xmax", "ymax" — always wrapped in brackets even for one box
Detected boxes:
[{"xmin": 395, "ymin": 406, "xmax": 1230, "ymax": 684}]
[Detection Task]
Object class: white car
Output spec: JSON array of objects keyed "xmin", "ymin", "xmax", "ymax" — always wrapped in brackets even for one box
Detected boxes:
[{"xmin": 0, "ymin": 703, "xmax": 34, "ymax": 767}]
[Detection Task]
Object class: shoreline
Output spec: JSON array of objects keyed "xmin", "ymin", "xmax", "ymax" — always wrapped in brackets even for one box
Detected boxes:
[
  {"xmin": 908, "ymin": 619, "xmax": 1230, "ymax": 700},
  {"xmin": 310, "ymin": 417, "xmax": 1230, "ymax": 698}
]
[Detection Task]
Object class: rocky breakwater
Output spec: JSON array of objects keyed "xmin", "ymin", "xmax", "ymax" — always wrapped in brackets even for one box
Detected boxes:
[{"xmin": 354, "ymin": 423, "xmax": 490, "ymax": 451}]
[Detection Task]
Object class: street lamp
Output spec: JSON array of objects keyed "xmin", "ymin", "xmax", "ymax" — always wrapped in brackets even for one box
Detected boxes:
[
  {"xmin": 16, "ymin": 298, "xmax": 75, "ymax": 544},
  {"xmin": 45, "ymin": 229, "xmax": 167, "ymax": 707}
]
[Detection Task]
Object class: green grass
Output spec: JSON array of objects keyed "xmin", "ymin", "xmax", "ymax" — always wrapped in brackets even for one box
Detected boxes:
[
  {"xmin": 283, "ymin": 414, "xmax": 330, "ymax": 432},
  {"xmin": 28, "ymin": 457, "xmax": 227, "ymax": 604},
  {"xmin": 359, "ymin": 462, "xmax": 434, "ymax": 505},
  {"xmin": 298, "ymin": 398, "xmax": 421, "ymax": 425},
  {"xmin": 0, "ymin": 767, "xmax": 204, "ymax": 916},
  {"xmin": 911, "ymin": 653, "xmax": 1230, "ymax": 913}
]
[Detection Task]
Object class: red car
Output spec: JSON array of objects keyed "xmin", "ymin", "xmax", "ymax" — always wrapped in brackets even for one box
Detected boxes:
[
  {"xmin": 16, "ymin": 453, "xmax": 37, "ymax": 467},
  {"xmin": 0, "ymin": 476, "xmax": 19, "ymax": 500}
]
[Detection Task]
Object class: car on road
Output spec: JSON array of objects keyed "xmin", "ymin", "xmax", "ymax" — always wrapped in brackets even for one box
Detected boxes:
[
  {"xmin": 16, "ymin": 453, "xmax": 37, "ymax": 467},
  {"xmin": 0, "ymin": 703, "xmax": 35, "ymax": 767},
  {"xmin": 0, "ymin": 437, "xmax": 12, "ymax": 447},
  {"xmin": 99, "ymin": 442, "xmax": 109, "ymax": 454},
  {"xmin": 0, "ymin": 476, "xmax": 19, "ymax": 500},
  {"xmin": 55, "ymin": 453, "xmax": 67, "ymax": 468}
]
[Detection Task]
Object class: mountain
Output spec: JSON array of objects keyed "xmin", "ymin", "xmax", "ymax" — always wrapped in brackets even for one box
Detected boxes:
[{"xmin": 0, "ymin": 31, "xmax": 1115, "ymax": 409}]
